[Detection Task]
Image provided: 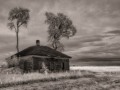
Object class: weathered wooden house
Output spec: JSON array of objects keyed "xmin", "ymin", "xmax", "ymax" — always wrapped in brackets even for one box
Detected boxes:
[{"xmin": 6, "ymin": 40, "xmax": 71, "ymax": 72}]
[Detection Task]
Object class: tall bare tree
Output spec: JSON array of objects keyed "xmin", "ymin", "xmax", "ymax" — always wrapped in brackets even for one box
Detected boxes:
[
  {"xmin": 7, "ymin": 7, "xmax": 30, "ymax": 55},
  {"xmin": 45, "ymin": 12, "xmax": 77, "ymax": 51}
]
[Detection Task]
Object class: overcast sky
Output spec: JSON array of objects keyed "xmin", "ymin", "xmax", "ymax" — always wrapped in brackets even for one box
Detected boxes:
[{"xmin": 0, "ymin": 0, "xmax": 120, "ymax": 62}]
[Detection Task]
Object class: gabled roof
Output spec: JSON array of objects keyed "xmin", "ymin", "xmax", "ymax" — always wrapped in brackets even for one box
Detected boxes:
[{"xmin": 13, "ymin": 46, "xmax": 71, "ymax": 58}]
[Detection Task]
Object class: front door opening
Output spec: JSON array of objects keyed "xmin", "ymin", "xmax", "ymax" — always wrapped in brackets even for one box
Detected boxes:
[{"xmin": 62, "ymin": 63, "xmax": 64, "ymax": 70}]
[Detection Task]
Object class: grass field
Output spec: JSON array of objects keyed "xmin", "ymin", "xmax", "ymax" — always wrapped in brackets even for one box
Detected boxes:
[
  {"xmin": 1, "ymin": 66, "xmax": 120, "ymax": 90},
  {"xmin": 70, "ymin": 66, "xmax": 120, "ymax": 72}
]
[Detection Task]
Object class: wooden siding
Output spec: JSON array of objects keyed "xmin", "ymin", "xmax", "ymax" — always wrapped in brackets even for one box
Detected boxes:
[
  {"xmin": 19, "ymin": 56, "xmax": 33, "ymax": 73},
  {"xmin": 33, "ymin": 57, "xmax": 69, "ymax": 72},
  {"xmin": 33, "ymin": 57, "xmax": 43, "ymax": 71},
  {"xmin": 19, "ymin": 56, "xmax": 70, "ymax": 73}
]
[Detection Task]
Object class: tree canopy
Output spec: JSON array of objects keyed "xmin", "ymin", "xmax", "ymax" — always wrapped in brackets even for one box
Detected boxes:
[
  {"xmin": 45, "ymin": 12, "xmax": 77, "ymax": 51},
  {"xmin": 8, "ymin": 7, "xmax": 30, "ymax": 54},
  {"xmin": 8, "ymin": 7, "xmax": 30, "ymax": 31}
]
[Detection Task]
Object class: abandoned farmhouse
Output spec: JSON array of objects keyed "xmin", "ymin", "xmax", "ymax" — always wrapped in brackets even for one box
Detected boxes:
[{"xmin": 6, "ymin": 40, "xmax": 71, "ymax": 72}]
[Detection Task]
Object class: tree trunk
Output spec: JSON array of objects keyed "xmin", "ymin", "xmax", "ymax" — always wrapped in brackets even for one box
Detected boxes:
[
  {"xmin": 16, "ymin": 28, "xmax": 19, "ymax": 57},
  {"xmin": 52, "ymin": 40, "xmax": 57, "ymax": 50},
  {"xmin": 54, "ymin": 42, "xmax": 57, "ymax": 50}
]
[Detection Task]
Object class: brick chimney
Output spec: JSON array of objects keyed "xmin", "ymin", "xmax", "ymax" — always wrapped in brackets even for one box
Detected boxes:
[{"xmin": 36, "ymin": 40, "xmax": 40, "ymax": 46}]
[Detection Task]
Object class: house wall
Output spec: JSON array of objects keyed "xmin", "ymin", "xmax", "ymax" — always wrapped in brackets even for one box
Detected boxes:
[
  {"xmin": 62, "ymin": 59, "xmax": 69, "ymax": 71},
  {"xmin": 19, "ymin": 56, "xmax": 70, "ymax": 73},
  {"xmin": 19, "ymin": 56, "xmax": 34, "ymax": 73},
  {"xmin": 55, "ymin": 59, "xmax": 69, "ymax": 71},
  {"xmin": 33, "ymin": 57, "xmax": 70, "ymax": 72},
  {"xmin": 33, "ymin": 57, "xmax": 43, "ymax": 71}
]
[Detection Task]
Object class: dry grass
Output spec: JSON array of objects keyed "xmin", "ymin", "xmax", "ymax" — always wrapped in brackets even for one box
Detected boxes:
[
  {"xmin": 2, "ymin": 70, "xmax": 120, "ymax": 90},
  {"xmin": 1, "ymin": 67, "xmax": 120, "ymax": 90},
  {"xmin": 0, "ymin": 70, "xmax": 96, "ymax": 88}
]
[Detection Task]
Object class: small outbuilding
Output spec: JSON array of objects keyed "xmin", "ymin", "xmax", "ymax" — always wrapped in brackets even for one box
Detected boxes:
[{"xmin": 6, "ymin": 40, "xmax": 71, "ymax": 73}]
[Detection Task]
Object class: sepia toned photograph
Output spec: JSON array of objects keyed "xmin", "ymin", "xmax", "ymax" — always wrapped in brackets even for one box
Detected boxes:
[{"xmin": 0, "ymin": 0, "xmax": 120, "ymax": 90}]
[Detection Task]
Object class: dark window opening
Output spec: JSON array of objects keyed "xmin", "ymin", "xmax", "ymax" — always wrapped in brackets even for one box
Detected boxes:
[{"xmin": 62, "ymin": 63, "xmax": 64, "ymax": 70}]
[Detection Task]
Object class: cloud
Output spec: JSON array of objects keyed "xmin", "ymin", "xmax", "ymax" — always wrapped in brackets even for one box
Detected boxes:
[
  {"xmin": 1, "ymin": 0, "xmax": 120, "ymax": 61},
  {"xmin": 107, "ymin": 30, "xmax": 120, "ymax": 35},
  {"xmin": 65, "ymin": 32, "xmax": 120, "ymax": 59}
]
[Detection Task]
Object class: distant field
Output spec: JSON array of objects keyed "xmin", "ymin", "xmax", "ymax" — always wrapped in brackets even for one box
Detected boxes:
[
  {"xmin": 70, "ymin": 66, "xmax": 120, "ymax": 72},
  {"xmin": 70, "ymin": 58, "xmax": 120, "ymax": 66}
]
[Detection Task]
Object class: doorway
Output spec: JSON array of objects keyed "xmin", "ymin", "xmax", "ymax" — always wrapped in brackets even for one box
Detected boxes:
[{"xmin": 62, "ymin": 63, "xmax": 65, "ymax": 70}]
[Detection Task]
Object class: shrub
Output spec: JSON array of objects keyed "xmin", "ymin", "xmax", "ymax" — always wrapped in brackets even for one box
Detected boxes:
[
  {"xmin": 6, "ymin": 55, "xmax": 20, "ymax": 68},
  {"xmin": 40, "ymin": 62, "xmax": 49, "ymax": 74}
]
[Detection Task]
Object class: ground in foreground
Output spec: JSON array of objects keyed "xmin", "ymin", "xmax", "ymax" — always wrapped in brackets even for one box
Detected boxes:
[{"xmin": 1, "ymin": 71, "xmax": 120, "ymax": 90}]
